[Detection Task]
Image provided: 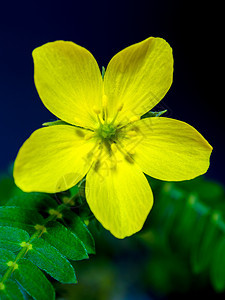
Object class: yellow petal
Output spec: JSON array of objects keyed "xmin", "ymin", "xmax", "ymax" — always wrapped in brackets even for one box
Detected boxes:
[
  {"xmin": 33, "ymin": 41, "xmax": 103, "ymax": 129},
  {"xmin": 85, "ymin": 149, "xmax": 153, "ymax": 239},
  {"xmin": 13, "ymin": 125, "xmax": 96, "ymax": 193},
  {"xmin": 122, "ymin": 117, "xmax": 213, "ymax": 181},
  {"xmin": 103, "ymin": 37, "xmax": 173, "ymax": 124}
]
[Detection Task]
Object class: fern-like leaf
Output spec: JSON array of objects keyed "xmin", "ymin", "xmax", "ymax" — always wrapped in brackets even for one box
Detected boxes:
[{"xmin": 0, "ymin": 178, "xmax": 95, "ymax": 300}]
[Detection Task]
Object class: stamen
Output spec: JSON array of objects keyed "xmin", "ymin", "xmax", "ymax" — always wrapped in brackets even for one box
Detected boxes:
[
  {"xmin": 125, "ymin": 147, "xmax": 136, "ymax": 155},
  {"xmin": 86, "ymin": 142, "xmax": 101, "ymax": 161},
  {"xmin": 125, "ymin": 154, "xmax": 134, "ymax": 164},
  {"xmin": 96, "ymin": 114, "xmax": 103, "ymax": 125},
  {"xmin": 110, "ymin": 103, "xmax": 124, "ymax": 125},
  {"xmin": 84, "ymin": 132, "xmax": 95, "ymax": 140},
  {"xmin": 129, "ymin": 115, "xmax": 140, "ymax": 123},
  {"xmin": 126, "ymin": 130, "xmax": 137, "ymax": 137},
  {"xmin": 117, "ymin": 103, "xmax": 124, "ymax": 112},
  {"xmin": 93, "ymin": 145, "xmax": 103, "ymax": 161},
  {"xmin": 93, "ymin": 106, "xmax": 101, "ymax": 115},
  {"xmin": 93, "ymin": 105, "xmax": 103, "ymax": 125},
  {"xmin": 113, "ymin": 141, "xmax": 134, "ymax": 163},
  {"xmin": 109, "ymin": 157, "xmax": 117, "ymax": 169},
  {"xmin": 111, "ymin": 143, "xmax": 117, "ymax": 153}
]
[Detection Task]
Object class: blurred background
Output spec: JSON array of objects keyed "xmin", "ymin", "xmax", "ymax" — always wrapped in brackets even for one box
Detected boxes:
[{"xmin": 0, "ymin": 0, "xmax": 224, "ymax": 299}]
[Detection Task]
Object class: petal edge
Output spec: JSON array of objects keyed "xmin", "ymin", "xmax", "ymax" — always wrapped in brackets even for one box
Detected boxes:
[
  {"xmin": 33, "ymin": 41, "xmax": 103, "ymax": 129},
  {"xmin": 14, "ymin": 125, "xmax": 96, "ymax": 193},
  {"xmin": 85, "ymin": 150, "xmax": 153, "ymax": 238},
  {"xmin": 121, "ymin": 117, "xmax": 213, "ymax": 181}
]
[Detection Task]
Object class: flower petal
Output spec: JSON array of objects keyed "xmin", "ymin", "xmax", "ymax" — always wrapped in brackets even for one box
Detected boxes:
[
  {"xmin": 14, "ymin": 125, "xmax": 96, "ymax": 193},
  {"xmin": 103, "ymin": 37, "xmax": 173, "ymax": 124},
  {"xmin": 33, "ymin": 41, "xmax": 103, "ymax": 129},
  {"xmin": 85, "ymin": 149, "xmax": 153, "ymax": 239},
  {"xmin": 122, "ymin": 117, "xmax": 213, "ymax": 181}
]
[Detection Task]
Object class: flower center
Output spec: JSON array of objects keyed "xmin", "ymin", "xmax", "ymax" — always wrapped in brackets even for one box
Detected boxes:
[
  {"xmin": 92, "ymin": 94, "xmax": 124, "ymax": 143},
  {"xmin": 97, "ymin": 123, "xmax": 117, "ymax": 141},
  {"xmin": 88, "ymin": 96, "xmax": 141, "ymax": 160}
]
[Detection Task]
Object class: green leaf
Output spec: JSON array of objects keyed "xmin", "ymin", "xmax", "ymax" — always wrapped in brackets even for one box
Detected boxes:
[
  {"xmin": 0, "ymin": 277, "xmax": 25, "ymax": 300},
  {"xmin": 0, "ymin": 226, "xmax": 30, "ymax": 252},
  {"xmin": 62, "ymin": 210, "xmax": 95, "ymax": 254},
  {"xmin": 191, "ymin": 213, "xmax": 220, "ymax": 274},
  {"xmin": 210, "ymin": 238, "xmax": 225, "ymax": 292},
  {"xmin": 142, "ymin": 109, "xmax": 167, "ymax": 119},
  {"xmin": 69, "ymin": 184, "xmax": 79, "ymax": 198},
  {"xmin": 42, "ymin": 120, "xmax": 72, "ymax": 127},
  {"xmin": 0, "ymin": 176, "xmax": 22, "ymax": 205},
  {"xmin": 13, "ymin": 258, "xmax": 55, "ymax": 300},
  {"xmin": 0, "ymin": 207, "xmax": 44, "ymax": 235},
  {"xmin": 186, "ymin": 178, "xmax": 224, "ymax": 201},
  {"xmin": 188, "ymin": 194, "xmax": 210, "ymax": 216},
  {"xmin": 199, "ymin": 180, "xmax": 225, "ymax": 200},
  {"xmin": 26, "ymin": 238, "xmax": 77, "ymax": 284},
  {"xmin": 102, "ymin": 66, "xmax": 106, "ymax": 79},
  {"xmin": 6, "ymin": 193, "xmax": 57, "ymax": 211},
  {"xmin": 43, "ymin": 221, "xmax": 88, "ymax": 261},
  {"xmin": 152, "ymin": 183, "xmax": 185, "ymax": 238},
  {"xmin": 0, "ymin": 248, "xmax": 16, "ymax": 273}
]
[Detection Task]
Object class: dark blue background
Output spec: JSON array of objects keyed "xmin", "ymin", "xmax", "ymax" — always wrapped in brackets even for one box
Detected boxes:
[{"xmin": 0, "ymin": 0, "xmax": 223, "ymax": 183}]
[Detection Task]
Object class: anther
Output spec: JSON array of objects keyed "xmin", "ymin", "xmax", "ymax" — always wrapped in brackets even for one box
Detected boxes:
[
  {"xmin": 129, "ymin": 115, "xmax": 140, "ymax": 123},
  {"xmin": 84, "ymin": 132, "xmax": 94, "ymax": 140},
  {"xmin": 117, "ymin": 103, "xmax": 124, "ymax": 112},
  {"xmin": 110, "ymin": 159, "xmax": 117, "ymax": 169},
  {"xmin": 126, "ymin": 130, "xmax": 137, "ymax": 137},
  {"xmin": 93, "ymin": 145, "xmax": 103, "ymax": 159},
  {"xmin": 126, "ymin": 148, "xmax": 136, "ymax": 155},
  {"xmin": 111, "ymin": 143, "xmax": 117, "ymax": 153},
  {"xmin": 125, "ymin": 154, "xmax": 134, "ymax": 164},
  {"xmin": 93, "ymin": 106, "xmax": 101, "ymax": 115}
]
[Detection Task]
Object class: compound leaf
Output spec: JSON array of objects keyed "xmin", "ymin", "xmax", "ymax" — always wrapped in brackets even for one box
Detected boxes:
[
  {"xmin": 26, "ymin": 238, "xmax": 77, "ymax": 284},
  {"xmin": 62, "ymin": 210, "xmax": 95, "ymax": 254},
  {"xmin": 0, "ymin": 248, "xmax": 16, "ymax": 274},
  {"xmin": 6, "ymin": 193, "xmax": 57, "ymax": 211},
  {"xmin": 211, "ymin": 238, "xmax": 225, "ymax": 292},
  {"xmin": 0, "ymin": 207, "xmax": 44, "ymax": 235},
  {"xmin": 0, "ymin": 277, "xmax": 25, "ymax": 300},
  {"xmin": 13, "ymin": 258, "xmax": 55, "ymax": 300},
  {"xmin": 0, "ymin": 226, "xmax": 30, "ymax": 252},
  {"xmin": 43, "ymin": 221, "xmax": 88, "ymax": 261}
]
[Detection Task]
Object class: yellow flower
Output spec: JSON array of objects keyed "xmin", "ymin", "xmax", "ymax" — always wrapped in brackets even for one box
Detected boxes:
[{"xmin": 13, "ymin": 37, "xmax": 212, "ymax": 239}]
